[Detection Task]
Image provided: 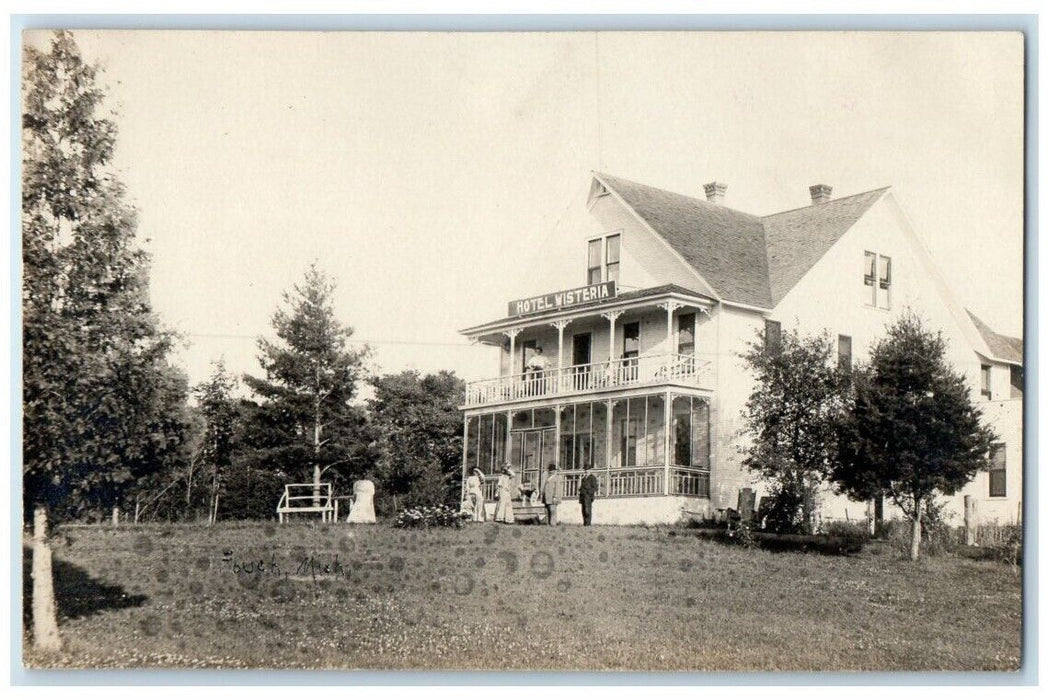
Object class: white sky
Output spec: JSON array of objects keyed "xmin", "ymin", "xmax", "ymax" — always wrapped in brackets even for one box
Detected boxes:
[{"xmin": 30, "ymin": 30, "xmax": 1025, "ymax": 387}]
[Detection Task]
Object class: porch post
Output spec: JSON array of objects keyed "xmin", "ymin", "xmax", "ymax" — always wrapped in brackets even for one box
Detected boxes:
[
  {"xmin": 503, "ymin": 327, "xmax": 522, "ymax": 398},
  {"xmin": 664, "ymin": 391, "xmax": 672, "ymax": 496},
  {"xmin": 554, "ymin": 403, "xmax": 562, "ymax": 470},
  {"xmin": 601, "ymin": 310, "xmax": 623, "ymax": 385},
  {"xmin": 606, "ymin": 398, "xmax": 615, "ymax": 497},
  {"xmin": 659, "ymin": 301, "xmax": 683, "ymax": 352},
  {"xmin": 461, "ymin": 415, "xmax": 470, "ymax": 505},
  {"xmin": 550, "ymin": 319, "xmax": 571, "ymax": 393},
  {"xmin": 505, "ymin": 408, "xmax": 513, "ymax": 464}
]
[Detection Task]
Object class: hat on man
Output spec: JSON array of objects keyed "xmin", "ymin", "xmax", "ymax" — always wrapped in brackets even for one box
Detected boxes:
[
  {"xmin": 472, "ymin": 468, "xmax": 484, "ymax": 478},
  {"xmin": 547, "ymin": 463, "xmax": 557, "ymax": 472},
  {"xmin": 504, "ymin": 466, "xmax": 515, "ymax": 477}
]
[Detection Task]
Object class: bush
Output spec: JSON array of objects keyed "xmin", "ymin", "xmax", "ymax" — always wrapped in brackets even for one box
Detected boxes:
[
  {"xmin": 976, "ymin": 522, "xmax": 1023, "ymax": 567},
  {"xmin": 393, "ymin": 504, "xmax": 470, "ymax": 529}
]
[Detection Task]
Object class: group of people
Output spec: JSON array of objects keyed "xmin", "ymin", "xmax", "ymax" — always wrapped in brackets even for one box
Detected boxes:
[{"xmin": 464, "ymin": 461, "xmax": 600, "ymax": 525}]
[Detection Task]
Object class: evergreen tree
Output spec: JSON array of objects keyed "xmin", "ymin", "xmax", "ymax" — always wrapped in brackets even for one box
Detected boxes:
[
  {"xmin": 369, "ymin": 370, "xmax": 465, "ymax": 513},
  {"xmin": 833, "ymin": 313, "xmax": 997, "ymax": 560},
  {"xmin": 22, "ymin": 31, "xmax": 189, "ymax": 521},
  {"xmin": 242, "ymin": 265, "xmax": 370, "ymax": 503},
  {"xmin": 739, "ymin": 326, "xmax": 849, "ymax": 533},
  {"xmin": 194, "ymin": 360, "xmax": 239, "ymax": 523}
]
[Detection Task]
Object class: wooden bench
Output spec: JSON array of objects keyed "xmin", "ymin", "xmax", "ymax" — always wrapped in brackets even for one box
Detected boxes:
[
  {"xmin": 276, "ymin": 483, "xmax": 335, "ymax": 523},
  {"xmin": 513, "ymin": 503, "xmax": 548, "ymax": 524}
]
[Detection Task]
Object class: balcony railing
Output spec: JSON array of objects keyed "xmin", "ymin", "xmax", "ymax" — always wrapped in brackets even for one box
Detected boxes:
[{"xmin": 464, "ymin": 352, "xmax": 713, "ymax": 407}]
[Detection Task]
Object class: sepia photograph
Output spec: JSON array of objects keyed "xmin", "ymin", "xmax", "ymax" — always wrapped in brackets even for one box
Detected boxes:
[{"xmin": 18, "ymin": 27, "xmax": 1026, "ymax": 674}]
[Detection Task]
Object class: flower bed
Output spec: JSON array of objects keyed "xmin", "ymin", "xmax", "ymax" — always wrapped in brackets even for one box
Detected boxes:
[{"xmin": 392, "ymin": 504, "xmax": 470, "ymax": 529}]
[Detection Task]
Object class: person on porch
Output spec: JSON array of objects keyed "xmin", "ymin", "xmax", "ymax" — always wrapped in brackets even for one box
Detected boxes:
[
  {"xmin": 525, "ymin": 347, "xmax": 549, "ymax": 395},
  {"xmin": 541, "ymin": 463, "xmax": 564, "ymax": 526},
  {"xmin": 579, "ymin": 463, "xmax": 599, "ymax": 526},
  {"xmin": 494, "ymin": 464, "xmax": 517, "ymax": 524}
]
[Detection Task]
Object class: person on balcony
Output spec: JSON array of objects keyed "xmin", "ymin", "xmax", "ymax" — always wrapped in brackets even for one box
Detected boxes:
[
  {"xmin": 525, "ymin": 347, "xmax": 549, "ymax": 395},
  {"xmin": 466, "ymin": 468, "xmax": 487, "ymax": 522},
  {"xmin": 579, "ymin": 464, "xmax": 599, "ymax": 526},
  {"xmin": 494, "ymin": 464, "xmax": 517, "ymax": 524},
  {"xmin": 541, "ymin": 463, "xmax": 564, "ymax": 526}
]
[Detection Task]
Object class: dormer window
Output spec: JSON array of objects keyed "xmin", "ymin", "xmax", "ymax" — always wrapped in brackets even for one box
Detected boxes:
[{"xmin": 587, "ymin": 233, "xmax": 621, "ymax": 285}]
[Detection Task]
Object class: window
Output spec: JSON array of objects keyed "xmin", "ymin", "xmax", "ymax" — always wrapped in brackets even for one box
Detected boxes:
[
  {"xmin": 989, "ymin": 444, "xmax": 1006, "ymax": 498},
  {"xmin": 1010, "ymin": 365, "xmax": 1023, "ymax": 398},
  {"xmin": 980, "ymin": 364, "xmax": 992, "ymax": 399},
  {"xmin": 605, "ymin": 234, "xmax": 621, "ymax": 284},
  {"xmin": 586, "ymin": 233, "xmax": 621, "ymax": 285},
  {"xmin": 622, "ymin": 322, "xmax": 640, "ymax": 359},
  {"xmin": 878, "ymin": 255, "xmax": 892, "ymax": 309},
  {"xmin": 864, "ymin": 251, "xmax": 893, "ymax": 308},
  {"xmin": 678, "ymin": 314, "xmax": 696, "ymax": 356},
  {"xmin": 864, "ymin": 252, "xmax": 877, "ymax": 306},
  {"xmin": 764, "ymin": 320, "xmax": 782, "ymax": 351},
  {"xmin": 587, "ymin": 239, "xmax": 602, "ymax": 285},
  {"xmin": 838, "ymin": 335, "xmax": 852, "ymax": 369}
]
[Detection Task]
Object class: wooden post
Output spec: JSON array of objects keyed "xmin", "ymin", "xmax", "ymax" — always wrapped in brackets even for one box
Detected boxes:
[
  {"xmin": 134, "ymin": 497, "xmax": 141, "ymax": 524},
  {"xmin": 111, "ymin": 506, "xmax": 120, "ymax": 526},
  {"xmin": 32, "ymin": 507, "xmax": 61, "ymax": 651},
  {"xmin": 964, "ymin": 495, "xmax": 977, "ymax": 546}
]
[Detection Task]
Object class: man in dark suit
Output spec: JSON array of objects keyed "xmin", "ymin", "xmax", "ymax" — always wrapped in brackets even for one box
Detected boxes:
[{"xmin": 579, "ymin": 463, "xmax": 599, "ymax": 526}]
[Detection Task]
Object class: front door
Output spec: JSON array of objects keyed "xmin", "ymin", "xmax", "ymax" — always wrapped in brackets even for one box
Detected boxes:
[
  {"xmin": 510, "ymin": 427, "xmax": 556, "ymax": 500},
  {"xmin": 571, "ymin": 333, "xmax": 592, "ymax": 391}
]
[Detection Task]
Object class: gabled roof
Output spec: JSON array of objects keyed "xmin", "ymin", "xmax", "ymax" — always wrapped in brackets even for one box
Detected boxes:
[
  {"xmin": 594, "ymin": 172, "xmax": 888, "ymax": 308},
  {"xmin": 967, "ymin": 309, "xmax": 1023, "ymax": 366},
  {"xmin": 596, "ymin": 173, "xmax": 772, "ymax": 308}
]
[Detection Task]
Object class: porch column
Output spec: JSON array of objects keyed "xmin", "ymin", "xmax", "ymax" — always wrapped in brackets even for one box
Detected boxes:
[
  {"xmin": 606, "ymin": 398, "xmax": 616, "ymax": 497},
  {"xmin": 503, "ymin": 327, "xmax": 522, "ymax": 398},
  {"xmin": 461, "ymin": 415, "xmax": 470, "ymax": 505},
  {"xmin": 505, "ymin": 409, "xmax": 513, "ymax": 464},
  {"xmin": 554, "ymin": 403, "xmax": 562, "ymax": 470},
  {"xmin": 664, "ymin": 391, "xmax": 672, "ymax": 496},
  {"xmin": 550, "ymin": 319, "xmax": 571, "ymax": 393},
  {"xmin": 601, "ymin": 310, "xmax": 623, "ymax": 385},
  {"xmin": 659, "ymin": 301, "xmax": 683, "ymax": 353}
]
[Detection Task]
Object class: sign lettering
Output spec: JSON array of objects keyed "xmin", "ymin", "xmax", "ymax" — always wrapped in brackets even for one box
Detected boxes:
[{"xmin": 508, "ymin": 281, "xmax": 618, "ymax": 317}]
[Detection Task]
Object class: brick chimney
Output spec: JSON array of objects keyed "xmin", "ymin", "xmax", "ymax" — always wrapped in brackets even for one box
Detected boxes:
[
  {"xmin": 809, "ymin": 184, "xmax": 833, "ymax": 205},
  {"xmin": 704, "ymin": 181, "xmax": 727, "ymax": 204}
]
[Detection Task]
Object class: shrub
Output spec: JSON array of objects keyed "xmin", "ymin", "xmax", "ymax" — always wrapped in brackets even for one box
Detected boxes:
[
  {"xmin": 393, "ymin": 504, "xmax": 470, "ymax": 529},
  {"xmin": 976, "ymin": 522, "xmax": 1023, "ymax": 567}
]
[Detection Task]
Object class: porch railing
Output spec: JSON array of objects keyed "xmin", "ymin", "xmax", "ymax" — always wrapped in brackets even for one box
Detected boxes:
[
  {"xmin": 464, "ymin": 352, "xmax": 713, "ymax": 407},
  {"xmin": 474, "ymin": 467, "xmax": 711, "ymax": 502}
]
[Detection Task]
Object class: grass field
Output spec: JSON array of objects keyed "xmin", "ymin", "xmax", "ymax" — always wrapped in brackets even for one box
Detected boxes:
[{"xmin": 23, "ymin": 521, "xmax": 1022, "ymax": 671}]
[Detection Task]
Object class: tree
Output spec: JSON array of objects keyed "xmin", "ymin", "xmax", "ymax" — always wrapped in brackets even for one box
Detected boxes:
[
  {"xmin": 833, "ymin": 313, "xmax": 997, "ymax": 560},
  {"xmin": 242, "ymin": 265, "xmax": 370, "ymax": 503},
  {"xmin": 739, "ymin": 326, "xmax": 848, "ymax": 533},
  {"xmin": 369, "ymin": 370, "xmax": 465, "ymax": 513},
  {"xmin": 194, "ymin": 360, "xmax": 239, "ymax": 523},
  {"xmin": 22, "ymin": 31, "xmax": 189, "ymax": 521}
]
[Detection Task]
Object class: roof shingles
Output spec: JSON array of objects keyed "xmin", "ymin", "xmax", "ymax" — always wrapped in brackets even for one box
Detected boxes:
[{"xmin": 595, "ymin": 172, "xmax": 888, "ymax": 308}]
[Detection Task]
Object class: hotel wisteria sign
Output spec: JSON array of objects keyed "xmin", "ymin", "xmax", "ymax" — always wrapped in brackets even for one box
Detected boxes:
[{"xmin": 508, "ymin": 281, "xmax": 617, "ymax": 317}]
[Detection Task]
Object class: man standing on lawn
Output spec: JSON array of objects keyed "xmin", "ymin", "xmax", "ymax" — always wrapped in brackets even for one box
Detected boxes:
[
  {"xmin": 541, "ymin": 463, "xmax": 563, "ymax": 526},
  {"xmin": 579, "ymin": 463, "xmax": 599, "ymax": 526}
]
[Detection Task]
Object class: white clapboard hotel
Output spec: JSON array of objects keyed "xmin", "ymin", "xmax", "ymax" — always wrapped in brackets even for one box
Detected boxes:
[{"xmin": 459, "ymin": 173, "xmax": 1023, "ymax": 526}]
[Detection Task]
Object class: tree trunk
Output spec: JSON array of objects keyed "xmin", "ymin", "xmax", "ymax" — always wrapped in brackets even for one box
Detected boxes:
[
  {"xmin": 313, "ymin": 393, "xmax": 322, "ymax": 508},
  {"xmin": 910, "ymin": 498, "xmax": 923, "ymax": 561}
]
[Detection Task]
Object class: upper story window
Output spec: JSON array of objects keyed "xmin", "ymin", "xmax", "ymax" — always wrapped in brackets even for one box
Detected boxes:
[
  {"xmin": 622, "ymin": 322, "xmax": 640, "ymax": 360},
  {"xmin": 980, "ymin": 364, "xmax": 992, "ymax": 399},
  {"xmin": 587, "ymin": 233, "xmax": 621, "ymax": 285},
  {"xmin": 764, "ymin": 319, "xmax": 782, "ymax": 352},
  {"xmin": 678, "ymin": 314, "xmax": 696, "ymax": 356},
  {"xmin": 838, "ymin": 334, "xmax": 852, "ymax": 370},
  {"xmin": 864, "ymin": 251, "xmax": 892, "ymax": 309}
]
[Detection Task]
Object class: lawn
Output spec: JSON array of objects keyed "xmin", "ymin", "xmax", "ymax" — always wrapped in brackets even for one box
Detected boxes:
[{"xmin": 22, "ymin": 520, "xmax": 1022, "ymax": 672}]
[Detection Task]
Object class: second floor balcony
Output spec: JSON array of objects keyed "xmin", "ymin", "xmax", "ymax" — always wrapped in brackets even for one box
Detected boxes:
[{"xmin": 464, "ymin": 351, "xmax": 714, "ymax": 407}]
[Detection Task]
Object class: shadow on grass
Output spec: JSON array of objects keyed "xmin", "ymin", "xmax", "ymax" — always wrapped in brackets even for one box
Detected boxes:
[{"xmin": 22, "ymin": 547, "xmax": 148, "ymax": 628}]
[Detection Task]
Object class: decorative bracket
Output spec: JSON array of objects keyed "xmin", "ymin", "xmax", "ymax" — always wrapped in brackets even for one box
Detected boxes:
[
  {"xmin": 502, "ymin": 327, "xmax": 523, "ymax": 341},
  {"xmin": 549, "ymin": 319, "xmax": 572, "ymax": 331},
  {"xmin": 601, "ymin": 310, "xmax": 624, "ymax": 323}
]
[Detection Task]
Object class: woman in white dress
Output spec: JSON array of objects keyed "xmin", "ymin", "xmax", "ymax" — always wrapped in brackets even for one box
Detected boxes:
[
  {"xmin": 493, "ymin": 465, "xmax": 516, "ymax": 524},
  {"xmin": 346, "ymin": 479, "xmax": 376, "ymax": 523},
  {"xmin": 466, "ymin": 468, "xmax": 487, "ymax": 522}
]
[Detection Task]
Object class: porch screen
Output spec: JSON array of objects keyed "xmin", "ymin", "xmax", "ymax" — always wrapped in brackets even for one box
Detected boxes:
[
  {"xmin": 672, "ymin": 396, "xmax": 710, "ymax": 469},
  {"xmin": 611, "ymin": 394, "xmax": 665, "ymax": 468},
  {"xmin": 559, "ymin": 400, "xmax": 609, "ymax": 470},
  {"xmin": 464, "ymin": 411, "xmax": 508, "ymax": 474}
]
